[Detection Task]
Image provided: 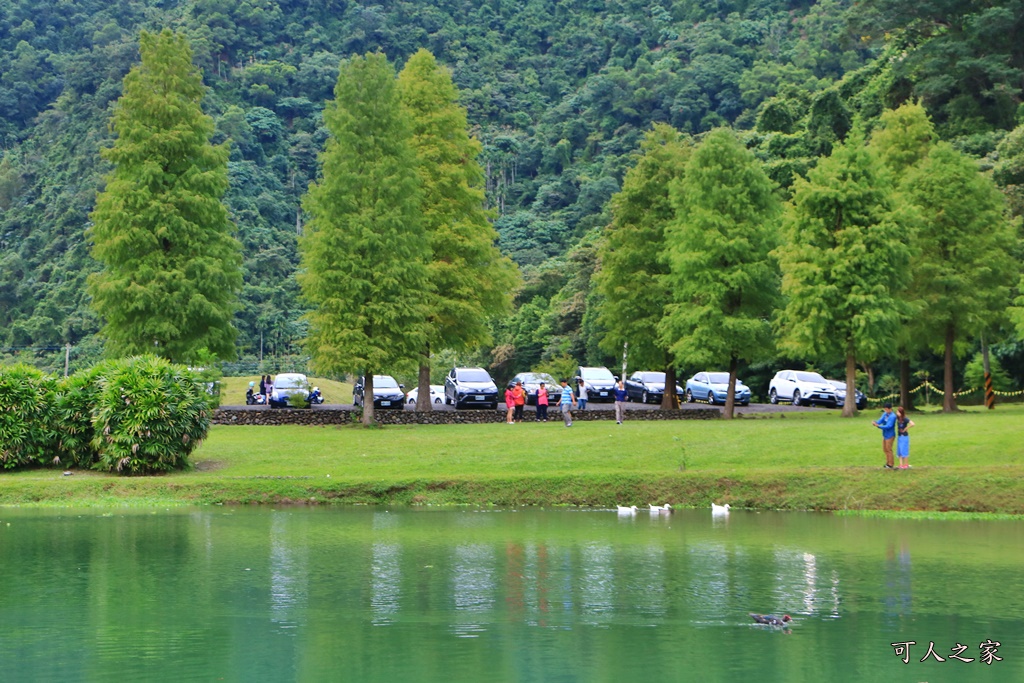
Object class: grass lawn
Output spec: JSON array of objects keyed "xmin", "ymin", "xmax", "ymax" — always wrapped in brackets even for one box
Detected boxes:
[
  {"xmin": 2, "ymin": 403, "xmax": 1023, "ymax": 512},
  {"xmin": 219, "ymin": 375, "xmax": 353, "ymax": 405}
]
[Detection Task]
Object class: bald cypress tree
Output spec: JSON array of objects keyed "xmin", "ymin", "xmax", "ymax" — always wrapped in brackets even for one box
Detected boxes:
[
  {"xmin": 596, "ymin": 124, "xmax": 691, "ymax": 408},
  {"xmin": 776, "ymin": 128, "xmax": 910, "ymax": 417},
  {"xmin": 397, "ymin": 49, "xmax": 518, "ymax": 411},
  {"xmin": 88, "ymin": 30, "xmax": 242, "ymax": 362},
  {"xmin": 660, "ymin": 128, "xmax": 781, "ymax": 419},
  {"xmin": 901, "ymin": 143, "xmax": 1017, "ymax": 412},
  {"xmin": 299, "ymin": 53, "xmax": 429, "ymax": 425}
]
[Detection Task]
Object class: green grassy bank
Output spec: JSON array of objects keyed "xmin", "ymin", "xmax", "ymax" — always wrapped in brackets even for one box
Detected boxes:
[{"xmin": 2, "ymin": 404, "xmax": 1022, "ymax": 512}]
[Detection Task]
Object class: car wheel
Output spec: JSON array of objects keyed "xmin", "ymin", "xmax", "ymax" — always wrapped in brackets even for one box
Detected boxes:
[
  {"xmin": 792, "ymin": 390, "xmax": 802, "ymax": 407},
  {"xmin": 708, "ymin": 391, "xmax": 717, "ymax": 405},
  {"xmin": 740, "ymin": 401, "xmax": 749, "ymax": 407},
  {"xmin": 642, "ymin": 390, "xmax": 648, "ymax": 404},
  {"xmin": 769, "ymin": 388, "xmax": 778, "ymax": 405},
  {"xmin": 434, "ymin": 398, "xmax": 442, "ymax": 404},
  {"xmin": 685, "ymin": 389, "xmax": 694, "ymax": 403}
]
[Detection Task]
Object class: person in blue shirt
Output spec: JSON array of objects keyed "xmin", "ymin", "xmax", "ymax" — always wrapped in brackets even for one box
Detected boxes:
[
  {"xmin": 559, "ymin": 378, "xmax": 577, "ymax": 427},
  {"xmin": 613, "ymin": 379, "xmax": 628, "ymax": 424},
  {"xmin": 872, "ymin": 401, "xmax": 897, "ymax": 469}
]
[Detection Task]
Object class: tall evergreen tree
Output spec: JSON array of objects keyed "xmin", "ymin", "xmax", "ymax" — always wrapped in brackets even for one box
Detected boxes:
[
  {"xmin": 596, "ymin": 124, "xmax": 691, "ymax": 408},
  {"xmin": 397, "ymin": 49, "xmax": 519, "ymax": 411},
  {"xmin": 659, "ymin": 128, "xmax": 781, "ymax": 419},
  {"xmin": 869, "ymin": 101, "xmax": 936, "ymax": 409},
  {"xmin": 299, "ymin": 53, "xmax": 429, "ymax": 425},
  {"xmin": 900, "ymin": 143, "xmax": 1018, "ymax": 412},
  {"xmin": 776, "ymin": 128, "xmax": 910, "ymax": 416},
  {"xmin": 88, "ymin": 30, "xmax": 242, "ymax": 362}
]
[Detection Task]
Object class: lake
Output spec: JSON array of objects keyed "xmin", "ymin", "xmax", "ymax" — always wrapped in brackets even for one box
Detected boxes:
[{"xmin": 1, "ymin": 506, "xmax": 1020, "ymax": 682}]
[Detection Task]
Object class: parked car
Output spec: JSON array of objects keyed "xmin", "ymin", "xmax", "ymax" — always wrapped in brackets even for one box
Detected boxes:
[
  {"xmin": 684, "ymin": 372, "xmax": 751, "ymax": 406},
  {"xmin": 269, "ymin": 373, "xmax": 310, "ymax": 408},
  {"xmin": 825, "ymin": 379, "xmax": 868, "ymax": 410},
  {"xmin": 445, "ymin": 367, "xmax": 499, "ymax": 409},
  {"xmin": 625, "ymin": 371, "xmax": 684, "ymax": 404},
  {"xmin": 406, "ymin": 385, "xmax": 445, "ymax": 405},
  {"xmin": 768, "ymin": 370, "xmax": 837, "ymax": 406},
  {"xmin": 576, "ymin": 366, "xmax": 617, "ymax": 402},
  {"xmin": 507, "ymin": 372, "xmax": 560, "ymax": 405},
  {"xmin": 353, "ymin": 375, "xmax": 405, "ymax": 409}
]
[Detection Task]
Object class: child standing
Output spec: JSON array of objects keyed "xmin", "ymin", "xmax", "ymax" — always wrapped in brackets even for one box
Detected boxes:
[
  {"xmin": 896, "ymin": 406, "xmax": 914, "ymax": 469},
  {"xmin": 536, "ymin": 382, "xmax": 549, "ymax": 422},
  {"xmin": 577, "ymin": 378, "xmax": 588, "ymax": 410}
]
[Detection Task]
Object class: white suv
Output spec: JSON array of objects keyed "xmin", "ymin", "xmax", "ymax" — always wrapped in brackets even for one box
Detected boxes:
[{"xmin": 768, "ymin": 370, "xmax": 837, "ymax": 407}]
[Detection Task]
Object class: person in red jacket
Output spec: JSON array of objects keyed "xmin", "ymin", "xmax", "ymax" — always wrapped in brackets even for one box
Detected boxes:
[
  {"xmin": 505, "ymin": 386, "xmax": 515, "ymax": 424},
  {"xmin": 512, "ymin": 381, "xmax": 526, "ymax": 422}
]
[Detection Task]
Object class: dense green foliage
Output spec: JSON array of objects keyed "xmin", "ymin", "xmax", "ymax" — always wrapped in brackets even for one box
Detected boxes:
[
  {"xmin": 0, "ymin": 0, "xmax": 1021, "ymax": 397},
  {"xmin": 776, "ymin": 128, "xmax": 910, "ymax": 414},
  {"xmin": 398, "ymin": 49, "xmax": 519, "ymax": 408},
  {"xmin": 91, "ymin": 355, "xmax": 211, "ymax": 473},
  {"xmin": 0, "ymin": 364, "xmax": 58, "ymax": 468},
  {"xmin": 596, "ymin": 125, "xmax": 690, "ymax": 390},
  {"xmin": 660, "ymin": 128, "xmax": 780, "ymax": 417},
  {"xmin": 299, "ymin": 52, "xmax": 429, "ymax": 423},
  {"xmin": 1, "ymin": 356, "xmax": 210, "ymax": 473},
  {"xmin": 88, "ymin": 29, "xmax": 243, "ymax": 362}
]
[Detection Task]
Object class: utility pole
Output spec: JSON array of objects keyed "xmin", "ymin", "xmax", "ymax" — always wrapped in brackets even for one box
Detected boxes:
[
  {"xmin": 64, "ymin": 343, "xmax": 71, "ymax": 378},
  {"xmin": 621, "ymin": 342, "xmax": 628, "ymax": 379}
]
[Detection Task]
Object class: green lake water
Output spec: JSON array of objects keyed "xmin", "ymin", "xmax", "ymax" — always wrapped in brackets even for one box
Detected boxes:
[{"xmin": 0, "ymin": 506, "xmax": 1021, "ymax": 682}]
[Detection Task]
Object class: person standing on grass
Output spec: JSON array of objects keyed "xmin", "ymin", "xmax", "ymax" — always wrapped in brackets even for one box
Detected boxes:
[
  {"xmin": 559, "ymin": 378, "xmax": 576, "ymax": 427},
  {"xmin": 872, "ymin": 401, "xmax": 897, "ymax": 469},
  {"xmin": 896, "ymin": 406, "xmax": 914, "ymax": 469},
  {"xmin": 512, "ymin": 380, "xmax": 526, "ymax": 422},
  {"xmin": 266, "ymin": 375, "xmax": 274, "ymax": 403},
  {"xmin": 505, "ymin": 385, "xmax": 515, "ymax": 424},
  {"xmin": 536, "ymin": 382, "xmax": 549, "ymax": 422},
  {"xmin": 578, "ymin": 378, "xmax": 589, "ymax": 410},
  {"xmin": 613, "ymin": 379, "xmax": 628, "ymax": 424},
  {"xmin": 259, "ymin": 375, "xmax": 267, "ymax": 397}
]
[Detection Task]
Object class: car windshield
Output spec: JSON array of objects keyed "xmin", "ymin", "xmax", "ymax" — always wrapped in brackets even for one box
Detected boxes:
[
  {"xmin": 581, "ymin": 367, "xmax": 615, "ymax": 381},
  {"xmin": 707, "ymin": 373, "xmax": 730, "ymax": 384},
  {"xmin": 795, "ymin": 372, "xmax": 827, "ymax": 382},
  {"xmin": 374, "ymin": 375, "xmax": 400, "ymax": 388},
  {"xmin": 275, "ymin": 375, "xmax": 306, "ymax": 389},
  {"xmin": 642, "ymin": 372, "xmax": 666, "ymax": 382},
  {"xmin": 522, "ymin": 373, "xmax": 556, "ymax": 385},
  {"xmin": 458, "ymin": 369, "xmax": 491, "ymax": 382}
]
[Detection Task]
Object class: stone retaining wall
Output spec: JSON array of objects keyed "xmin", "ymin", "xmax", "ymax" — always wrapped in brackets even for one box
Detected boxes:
[{"xmin": 212, "ymin": 406, "xmax": 720, "ymax": 426}]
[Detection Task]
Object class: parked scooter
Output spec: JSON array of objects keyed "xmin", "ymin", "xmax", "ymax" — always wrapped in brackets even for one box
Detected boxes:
[
  {"xmin": 246, "ymin": 382, "xmax": 268, "ymax": 406},
  {"xmin": 308, "ymin": 387, "xmax": 324, "ymax": 405}
]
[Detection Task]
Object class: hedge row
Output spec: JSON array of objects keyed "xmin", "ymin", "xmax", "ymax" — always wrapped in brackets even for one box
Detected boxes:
[{"xmin": 0, "ymin": 356, "xmax": 211, "ymax": 475}]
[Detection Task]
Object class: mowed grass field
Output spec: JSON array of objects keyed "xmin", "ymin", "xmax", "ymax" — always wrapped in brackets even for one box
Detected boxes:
[{"xmin": 2, "ymin": 403, "xmax": 1023, "ymax": 512}]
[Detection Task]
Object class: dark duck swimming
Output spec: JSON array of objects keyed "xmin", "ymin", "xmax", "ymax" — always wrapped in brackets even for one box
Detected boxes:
[{"xmin": 750, "ymin": 613, "xmax": 791, "ymax": 626}]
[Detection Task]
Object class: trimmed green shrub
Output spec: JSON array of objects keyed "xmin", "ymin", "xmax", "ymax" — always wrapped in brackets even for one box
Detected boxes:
[
  {"xmin": 92, "ymin": 356, "xmax": 211, "ymax": 475},
  {"xmin": 0, "ymin": 364, "xmax": 59, "ymax": 468},
  {"xmin": 54, "ymin": 362, "xmax": 115, "ymax": 469}
]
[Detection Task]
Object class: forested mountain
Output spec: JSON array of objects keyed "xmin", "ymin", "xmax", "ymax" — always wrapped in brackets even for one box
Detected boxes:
[{"xmin": 1, "ymin": 0, "xmax": 1021, "ymax": 386}]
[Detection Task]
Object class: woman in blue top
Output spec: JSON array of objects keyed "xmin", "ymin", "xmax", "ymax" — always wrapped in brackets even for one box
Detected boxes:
[{"xmin": 895, "ymin": 406, "xmax": 914, "ymax": 469}]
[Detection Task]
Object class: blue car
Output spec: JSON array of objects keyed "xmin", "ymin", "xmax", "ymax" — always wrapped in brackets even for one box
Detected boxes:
[{"xmin": 685, "ymin": 372, "xmax": 751, "ymax": 406}]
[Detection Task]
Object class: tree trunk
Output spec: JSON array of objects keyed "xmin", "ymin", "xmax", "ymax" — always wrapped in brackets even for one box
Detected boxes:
[
  {"xmin": 859, "ymin": 361, "xmax": 875, "ymax": 396},
  {"xmin": 841, "ymin": 352, "xmax": 857, "ymax": 417},
  {"xmin": 899, "ymin": 357, "xmax": 913, "ymax": 411},
  {"xmin": 415, "ymin": 345, "xmax": 432, "ymax": 412},
  {"xmin": 660, "ymin": 362, "xmax": 679, "ymax": 409},
  {"xmin": 724, "ymin": 355, "xmax": 738, "ymax": 420},
  {"xmin": 943, "ymin": 323, "xmax": 958, "ymax": 413},
  {"xmin": 362, "ymin": 373, "xmax": 375, "ymax": 425}
]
